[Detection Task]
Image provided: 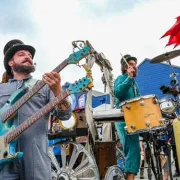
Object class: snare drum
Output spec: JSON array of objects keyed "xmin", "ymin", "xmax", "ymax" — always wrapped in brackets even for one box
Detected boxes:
[
  {"xmin": 121, "ymin": 95, "xmax": 164, "ymax": 134},
  {"xmin": 159, "ymin": 98, "xmax": 176, "ymax": 113}
]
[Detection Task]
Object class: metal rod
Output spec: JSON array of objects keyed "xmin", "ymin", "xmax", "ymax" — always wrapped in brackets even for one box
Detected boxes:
[{"xmin": 167, "ymin": 59, "xmax": 176, "ymax": 74}]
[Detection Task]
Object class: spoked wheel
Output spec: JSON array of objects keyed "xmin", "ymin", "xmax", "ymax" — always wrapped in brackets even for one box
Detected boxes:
[
  {"xmin": 48, "ymin": 142, "xmax": 100, "ymax": 180},
  {"xmin": 104, "ymin": 165, "xmax": 126, "ymax": 180}
]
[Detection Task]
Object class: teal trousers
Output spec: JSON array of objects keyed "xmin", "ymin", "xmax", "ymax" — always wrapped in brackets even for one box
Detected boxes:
[{"xmin": 115, "ymin": 121, "xmax": 140, "ymax": 174}]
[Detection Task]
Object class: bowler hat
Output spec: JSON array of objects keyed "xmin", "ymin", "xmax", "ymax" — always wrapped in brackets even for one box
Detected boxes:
[{"xmin": 4, "ymin": 39, "xmax": 36, "ymax": 75}]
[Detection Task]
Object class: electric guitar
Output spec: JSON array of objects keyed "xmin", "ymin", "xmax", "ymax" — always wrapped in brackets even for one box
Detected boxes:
[
  {"xmin": 0, "ymin": 45, "xmax": 91, "ymax": 127},
  {"xmin": 0, "ymin": 77, "xmax": 92, "ymax": 169}
]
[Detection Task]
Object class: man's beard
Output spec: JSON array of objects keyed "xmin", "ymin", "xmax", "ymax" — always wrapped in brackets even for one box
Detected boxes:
[{"xmin": 12, "ymin": 63, "xmax": 35, "ymax": 75}]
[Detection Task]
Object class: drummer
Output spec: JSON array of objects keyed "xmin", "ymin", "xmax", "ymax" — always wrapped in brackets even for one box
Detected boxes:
[{"xmin": 114, "ymin": 54, "xmax": 141, "ymax": 180}]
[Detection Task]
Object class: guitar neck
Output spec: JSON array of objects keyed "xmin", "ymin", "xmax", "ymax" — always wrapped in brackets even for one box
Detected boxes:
[
  {"xmin": 3, "ymin": 59, "xmax": 69, "ymax": 122},
  {"xmin": 5, "ymin": 90, "xmax": 70, "ymax": 144}
]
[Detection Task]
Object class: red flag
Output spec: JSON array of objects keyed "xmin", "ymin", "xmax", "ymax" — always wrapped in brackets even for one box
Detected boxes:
[
  {"xmin": 161, "ymin": 21, "xmax": 180, "ymax": 38},
  {"xmin": 166, "ymin": 31, "xmax": 180, "ymax": 44},
  {"xmin": 161, "ymin": 16, "xmax": 180, "ymax": 48},
  {"xmin": 166, "ymin": 36, "xmax": 176, "ymax": 46},
  {"xmin": 176, "ymin": 16, "xmax": 180, "ymax": 22},
  {"xmin": 173, "ymin": 31, "xmax": 180, "ymax": 48}
]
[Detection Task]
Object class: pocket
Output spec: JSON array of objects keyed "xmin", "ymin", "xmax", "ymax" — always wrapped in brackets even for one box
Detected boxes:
[
  {"xmin": 0, "ymin": 93, "xmax": 12, "ymax": 109},
  {"xmin": 21, "ymin": 92, "xmax": 46, "ymax": 117}
]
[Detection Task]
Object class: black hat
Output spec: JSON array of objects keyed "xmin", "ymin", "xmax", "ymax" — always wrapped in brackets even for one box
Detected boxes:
[
  {"xmin": 120, "ymin": 54, "xmax": 137, "ymax": 65},
  {"xmin": 4, "ymin": 39, "xmax": 36, "ymax": 75}
]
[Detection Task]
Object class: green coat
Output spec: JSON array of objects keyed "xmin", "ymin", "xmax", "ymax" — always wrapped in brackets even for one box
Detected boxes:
[
  {"xmin": 114, "ymin": 74, "xmax": 140, "ymax": 108},
  {"xmin": 114, "ymin": 73, "xmax": 141, "ymax": 174}
]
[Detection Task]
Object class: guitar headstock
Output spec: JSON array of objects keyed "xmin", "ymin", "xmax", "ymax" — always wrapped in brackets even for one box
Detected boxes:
[
  {"xmin": 67, "ymin": 46, "xmax": 91, "ymax": 64},
  {"xmin": 67, "ymin": 77, "xmax": 93, "ymax": 94}
]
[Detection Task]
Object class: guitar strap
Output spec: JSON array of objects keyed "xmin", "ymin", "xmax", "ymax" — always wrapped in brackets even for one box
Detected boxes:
[{"xmin": 24, "ymin": 78, "xmax": 39, "ymax": 89}]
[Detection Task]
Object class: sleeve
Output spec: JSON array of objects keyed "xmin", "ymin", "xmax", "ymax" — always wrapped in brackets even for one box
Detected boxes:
[
  {"xmin": 135, "ymin": 82, "xmax": 141, "ymax": 97},
  {"xmin": 47, "ymin": 86, "xmax": 72, "ymax": 121},
  {"xmin": 114, "ymin": 75, "xmax": 134, "ymax": 100},
  {"xmin": 53, "ymin": 106, "xmax": 72, "ymax": 121}
]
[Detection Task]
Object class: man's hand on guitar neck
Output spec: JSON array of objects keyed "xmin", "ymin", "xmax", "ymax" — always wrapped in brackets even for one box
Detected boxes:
[
  {"xmin": 42, "ymin": 71, "xmax": 71, "ymax": 110},
  {"xmin": 43, "ymin": 72, "xmax": 62, "ymax": 96}
]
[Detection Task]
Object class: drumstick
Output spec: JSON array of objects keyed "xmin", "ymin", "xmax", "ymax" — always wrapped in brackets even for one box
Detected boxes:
[{"xmin": 120, "ymin": 53, "xmax": 129, "ymax": 67}]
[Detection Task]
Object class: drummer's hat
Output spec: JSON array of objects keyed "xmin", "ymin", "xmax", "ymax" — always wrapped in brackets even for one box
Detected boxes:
[{"xmin": 121, "ymin": 54, "xmax": 137, "ymax": 65}]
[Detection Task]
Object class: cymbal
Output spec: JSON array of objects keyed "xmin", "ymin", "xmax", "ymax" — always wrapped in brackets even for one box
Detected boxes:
[{"xmin": 150, "ymin": 49, "xmax": 180, "ymax": 63}]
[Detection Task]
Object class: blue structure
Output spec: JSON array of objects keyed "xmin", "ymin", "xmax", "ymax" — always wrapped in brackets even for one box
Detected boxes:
[
  {"xmin": 70, "ymin": 90, "xmax": 110, "ymax": 110},
  {"xmin": 63, "ymin": 82, "xmax": 110, "ymax": 110},
  {"xmin": 135, "ymin": 59, "xmax": 180, "ymax": 100},
  {"xmin": 92, "ymin": 93, "xmax": 110, "ymax": 108}
]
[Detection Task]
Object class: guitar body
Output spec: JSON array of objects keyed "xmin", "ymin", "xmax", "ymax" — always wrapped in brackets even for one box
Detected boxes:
[
  {"xmin": 0, "ymin": 88, "xmax": 27, "ymax": 130},
  {"xmin": 0, "ymin": 125, "xmax": 23, "ymax": 170},
  {"xmin": 0, "ymin": 88, "xmax": 26, "ymax": 169}
]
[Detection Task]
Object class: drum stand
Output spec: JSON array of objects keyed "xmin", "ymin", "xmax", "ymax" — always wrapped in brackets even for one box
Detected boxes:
[
  {"xmin": 143, "ymin": 131, "xmax": 165, "ymax": 180},
  {"xmin": 145, "ymin": 126, "xmax": 175, "ymax": 180}
]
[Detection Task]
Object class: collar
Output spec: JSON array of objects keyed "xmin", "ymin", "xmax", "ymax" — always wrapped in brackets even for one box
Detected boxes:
[{"xmin": 8, "ymin": 74, "xmax": 32, "ymax": 82}]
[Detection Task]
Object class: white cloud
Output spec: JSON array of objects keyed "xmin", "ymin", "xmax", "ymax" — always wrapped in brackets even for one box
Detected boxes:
[{"xmin": 0, "ymin": 0, "xmax": 180, "ymax": 92}]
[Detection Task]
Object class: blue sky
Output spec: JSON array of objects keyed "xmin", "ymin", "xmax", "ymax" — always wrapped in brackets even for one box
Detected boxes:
[
  {"xmin": 0, "ymin": 0, "xmax": 37, "ymax": 35},
  {"xmin": 0, "ymin": 0, "xmax": 180, "ymax": 91},
  {"xmin": 79, "ymin": 0, "xmax": 152, "ymax": 17}
]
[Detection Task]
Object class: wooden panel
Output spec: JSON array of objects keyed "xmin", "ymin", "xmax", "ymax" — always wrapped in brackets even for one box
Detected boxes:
[{"xmin": 94, "ymin": 141, "xmax": 116, "ymax": 179}]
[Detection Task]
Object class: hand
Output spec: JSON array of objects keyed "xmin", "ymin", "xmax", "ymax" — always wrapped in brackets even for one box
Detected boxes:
[
  {"xmin": 43, "ymin": 72, "xmax": 62, "ymax": 96},
  {"xmin": 127, "ymin": 66, "xmax": 135, "ymax": 78}
]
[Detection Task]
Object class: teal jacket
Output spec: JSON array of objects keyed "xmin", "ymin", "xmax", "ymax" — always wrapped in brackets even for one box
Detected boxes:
[
  {"xmin": 114, "ymin": 74, "xmax": 141, "ymax": 175},
  {"xmin": 114, "ymin": 74, "xmax": 140, "ymax": 108}
]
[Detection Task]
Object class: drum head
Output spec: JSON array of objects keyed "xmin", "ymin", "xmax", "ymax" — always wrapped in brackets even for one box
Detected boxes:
[
  {"xmin": 159, "ymin": 98, "xmax": 176, "ymax": 113},
  {"xmin": 121, "ymin": 94, "xmax": 156, "ymax": 106},
  {"xmin": 159, "ymin": 98, "xmax": 172, "ymax": 103}
]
